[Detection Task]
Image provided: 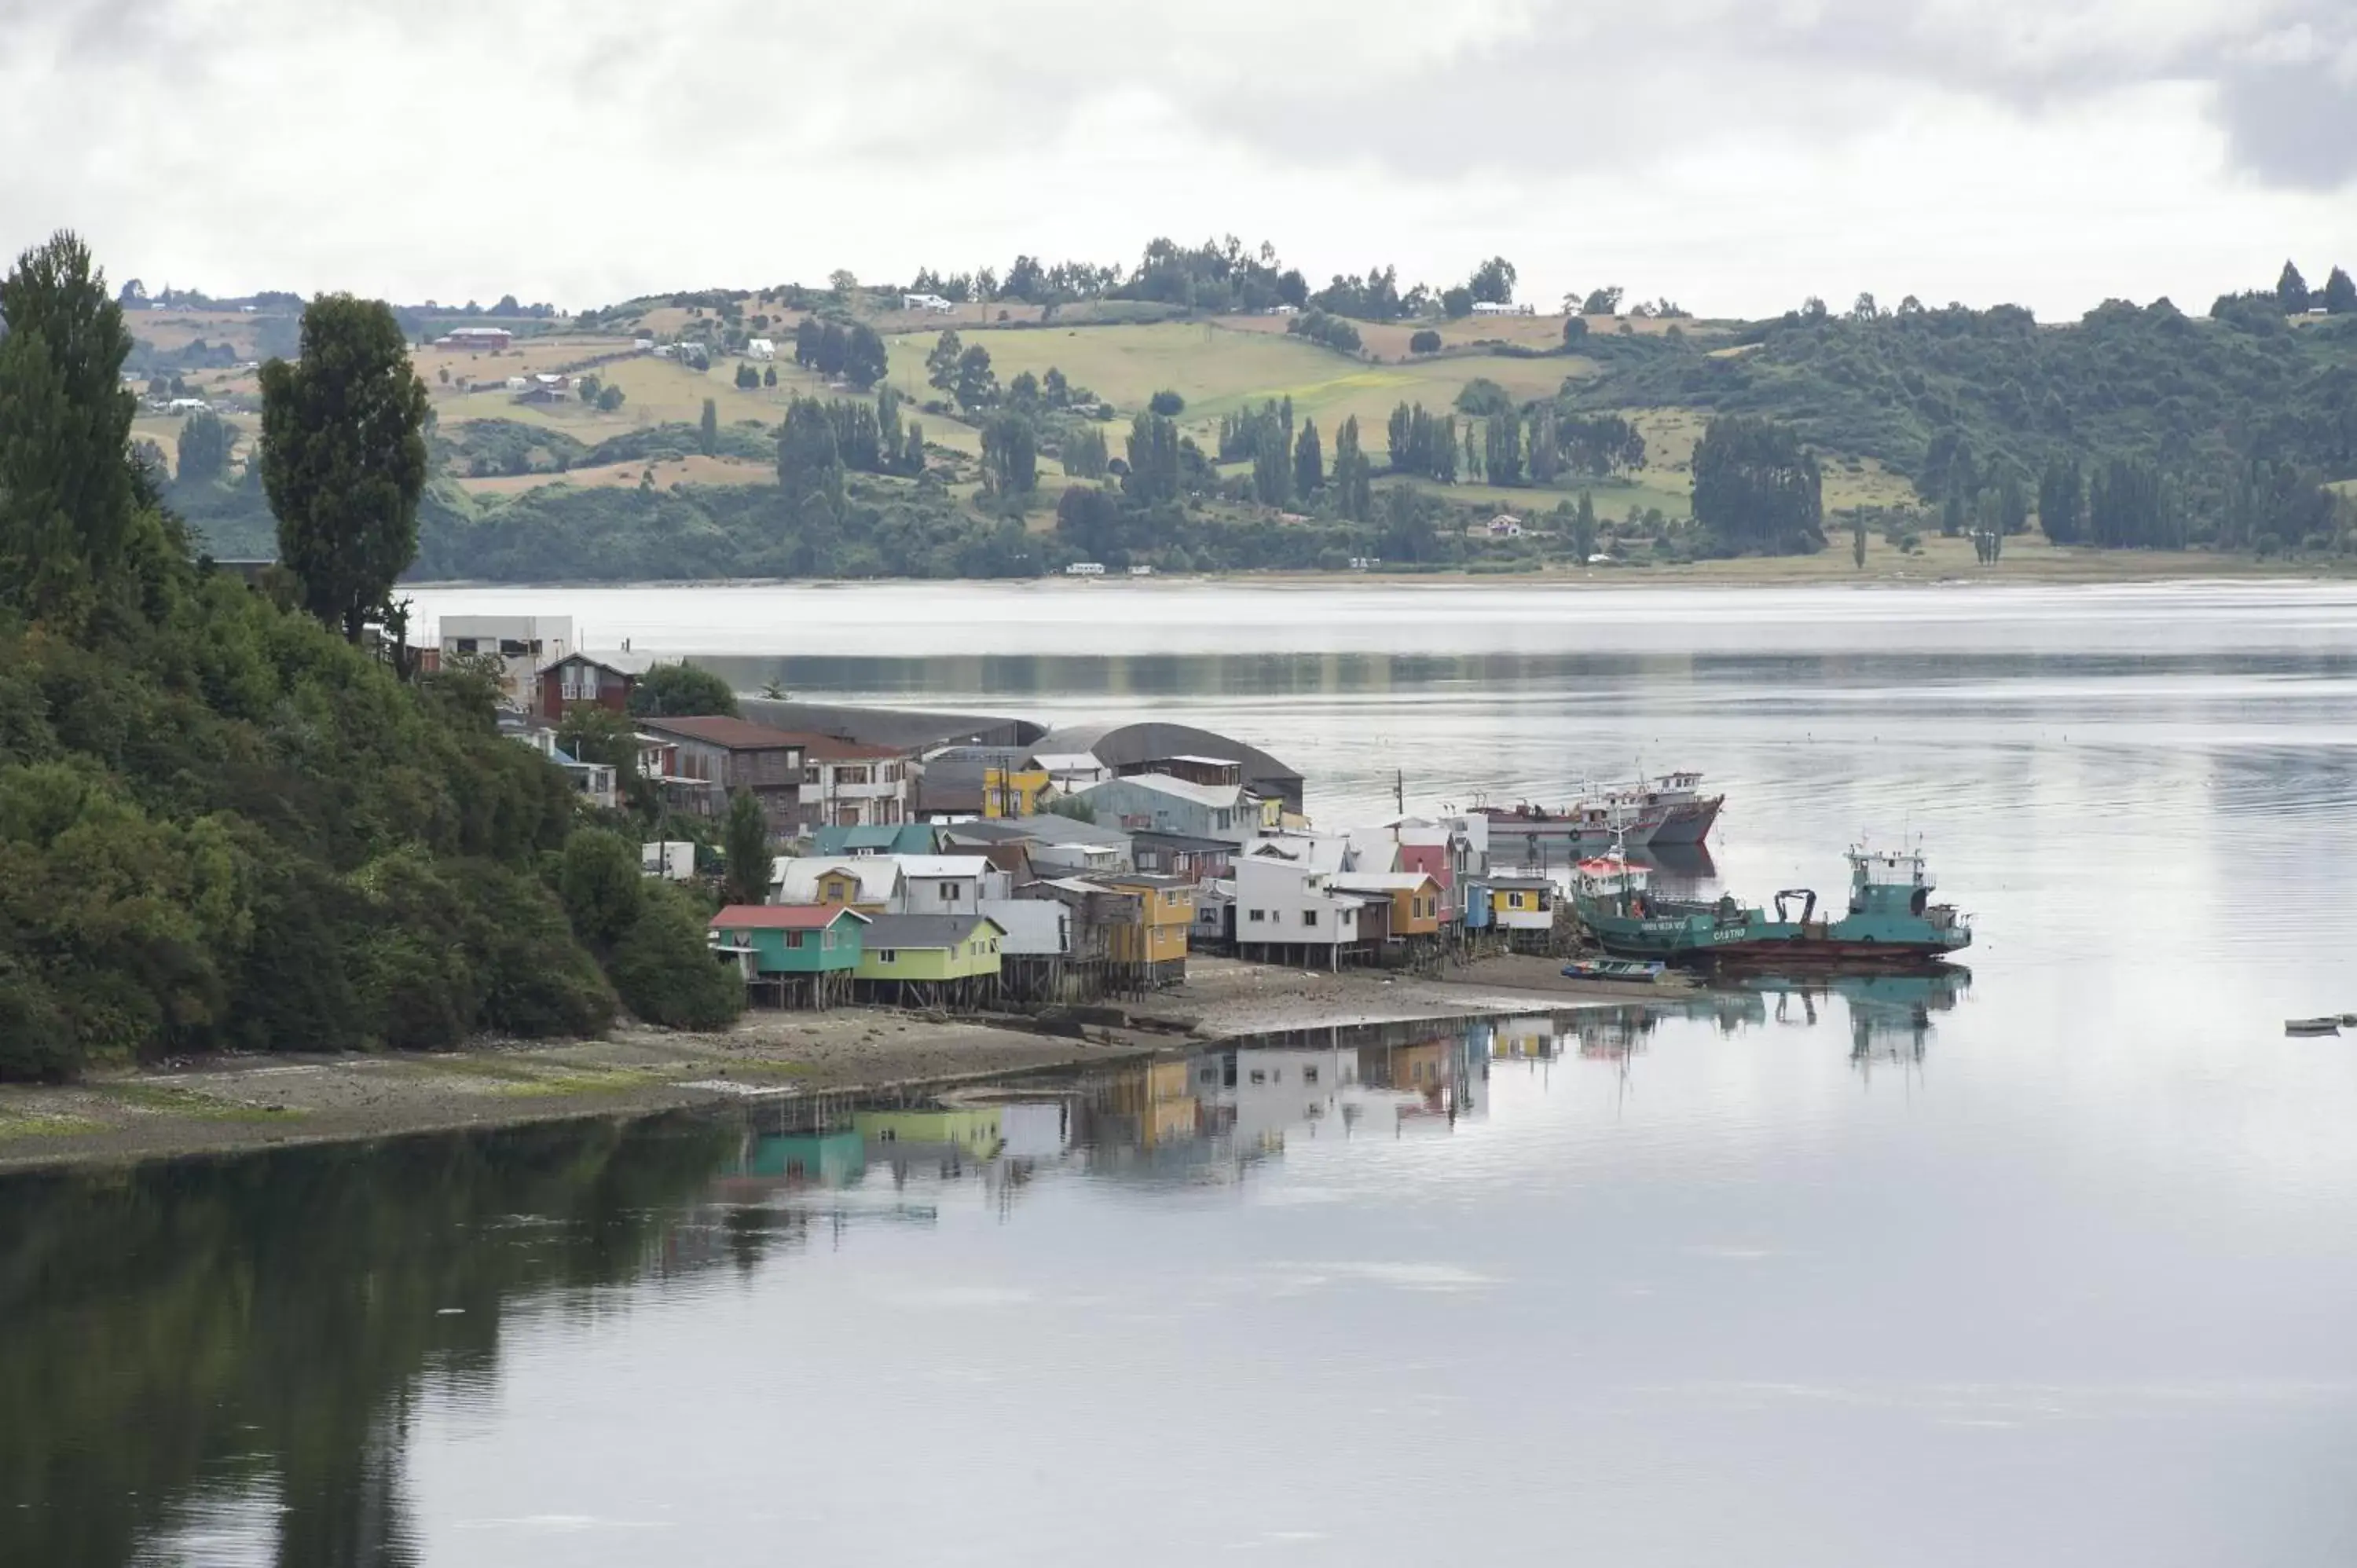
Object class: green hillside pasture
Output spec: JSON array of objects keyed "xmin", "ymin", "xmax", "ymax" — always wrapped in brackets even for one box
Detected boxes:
[{"xmin": 1388, "ymin": 471, "xmax": 1696, "ymax": 522}]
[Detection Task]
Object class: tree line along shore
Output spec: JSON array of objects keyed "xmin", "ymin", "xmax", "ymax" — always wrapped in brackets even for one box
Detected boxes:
[{"xmin": 120, "ymin": 239, "xmax": 2357, "ymax": 584}]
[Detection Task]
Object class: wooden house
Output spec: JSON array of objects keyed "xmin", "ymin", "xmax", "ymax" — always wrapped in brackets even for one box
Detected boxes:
[
  {"xmin": 1489, "ymin": 876, "xmax": 1557, "ymax": 932},
  {"xmin": 853, "ymin": 913, "xmax": 1006, "ymax": 1007},
  {"xmin": 770, "ymin": 856, "xmax": 903, "ymax": 913},
  {"xmin": 1098, "ymin": 872, "xmax": 1193, "ymax": 986},
  {"xmin": 1331, "ymin": 871, "xmax": 1446, "ymax": 942},
  {"xmin": 708, "ymin": 905, "xmax": 867, "ymax": 1008},
  {"xmin": 634, "ymin": 715, "xmax": 806, "ymax": 834}
]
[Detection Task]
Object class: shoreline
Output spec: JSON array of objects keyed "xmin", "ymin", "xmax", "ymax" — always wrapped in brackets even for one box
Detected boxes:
[
  {"xmin": 399, "ymin": 559, "xmax": 2352, "ymax": 593},
  {"xmin": 0, "ymin": 957, "xmax": 1660, "ymax": 1174}
]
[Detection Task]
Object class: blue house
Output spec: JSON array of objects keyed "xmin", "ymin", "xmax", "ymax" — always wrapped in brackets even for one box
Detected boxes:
[
  {"xmin": 1072, "ymin": 773, "xmax": 1261, "ymax": 845},
  {"xmin": 812, "ymin": 822, "xmax": 939, "ymax": 857}
]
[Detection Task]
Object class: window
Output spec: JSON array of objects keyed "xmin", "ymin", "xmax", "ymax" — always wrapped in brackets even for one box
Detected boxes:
[
  {"xmin": 1248, "ymin": 909, "xmax": 1266, "ymax": 923},
  {"xmin": 785, "ymin": 931, "xmax": 805, "ymax": 949},
  {"xmin": 1508, "ymin": 892, "xmax": 1527, "ymax": 910},
  {"xmin": 824, "ymin": 883, "xmax": 845, "ymax": 904},
  {"xmin": 1303, "ymin": 1066, "xmax": 1319, "ymax": 1084},
  {"xmin": 498, "ymin": 639, "xmax": 526, "ymax": 656},
  {"xmin": 1302, "ymin": 910, "xmax": 1318, "ymax": 927},
  {"xmin": 1249, "ymin": 1069, "xmax": 1266, "ymax": 1085},
  {"xmin": 878, "ymin": 950, "xmax": 896, "ymax": 964},
  {"xmin": 453, "ymin": 638, "xmax": 478, "ymax": 654},
  {"xmin": 1215, "ymin": 810, "xmax": 1232, "ymax": 830},
  {"xmin": 940, "ymin": 881, "xmax": 959, "ymax": 900},
  {"xmin": 1200, "ymin": 1068, "xmax": 1219, "ymax": 1084}
]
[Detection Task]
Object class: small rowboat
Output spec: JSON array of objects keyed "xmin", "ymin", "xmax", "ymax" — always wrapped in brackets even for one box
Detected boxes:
[
  {"xmin": 1563, "ymin": 958, "xmax": 1666, "ymax": 984},
  {"xmin": 2285, "ymin": 1017, "xmax": 2343, "ymax": 1037}
]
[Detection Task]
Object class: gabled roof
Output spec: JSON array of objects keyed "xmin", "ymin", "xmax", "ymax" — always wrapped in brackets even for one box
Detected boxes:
[
  {"xmin": 771, "ymin": 856, "xmax": 903, "ymax": 904},
  {"xmin": 1008, "ymin": 813, "xmax": 1134, "ymax": 848},
  {"xmin": 860, "ymin": 913, "xmax": 1007, "ymax": 951},
  {"xmin": 812, "ymin": 823, "xmax": 937, "ymax": 856},
  {"xmin": 1080, "ymin": 772, "xmax": 1244, "ymax": 811},
  {"xmin": 891, "ymin": 855, "xmax": 995, "ymax": 879},
  {"xmin": 635, "ymin": 714, "xmax": 803, "ymax": 752},
  {"xmin": 1398, "ymin": 844, "xmax": 1453, "ymax": 887},
  {"xmin": 764, "ymin": 729, "xmax": 908, "ymax": 762},
  {"xmin": 539, "ymin": 649, "xmax": 658, "ymax": 677},
  {"xmin": 709, "ymin": 905, "xmax": 872, "ymax": 930},
  {"xmin": 1332, "ymin": 872, "xmax": 1443, "ymax": 894},
  {"xmin": 1487, "ymin": 876, "xmax": 1557, "ymax": 892}
]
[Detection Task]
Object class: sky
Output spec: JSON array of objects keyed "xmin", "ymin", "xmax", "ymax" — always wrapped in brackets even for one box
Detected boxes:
[{"xmin": 4, "ymin": 0, "xmax": 2356, "ymax": 320}]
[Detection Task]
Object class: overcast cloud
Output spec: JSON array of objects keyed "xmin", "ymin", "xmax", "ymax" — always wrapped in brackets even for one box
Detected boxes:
[{"xmin": 2, "ymin": 0, "xmax": 2354, "ymax": 317}]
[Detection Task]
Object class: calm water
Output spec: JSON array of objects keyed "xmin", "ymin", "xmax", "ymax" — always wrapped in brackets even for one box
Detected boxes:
[{"xmin": 14, "ymin": 581, "xmax": 2357, "ymax": 1566}]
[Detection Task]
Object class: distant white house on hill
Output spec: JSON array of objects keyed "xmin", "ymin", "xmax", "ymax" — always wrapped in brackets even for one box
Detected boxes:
[
  {"xmin": 903, "ymin": 292, "xmax": 955, "ymax": 313},
  {"xmin": 745, "ymin": 338, "xmax": 775, "ymax": 361},
  {"xmin": 1469, "ymin": 302, "xmax": 1535, "ymax": 317}
]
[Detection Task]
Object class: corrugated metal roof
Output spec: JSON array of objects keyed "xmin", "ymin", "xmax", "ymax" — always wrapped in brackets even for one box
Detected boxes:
[
  {"xmin": 860, "ymin": 913, "xmax": 1006, "ymax": 950},
  {"xmin": 636, "ymin": 714, "xmax": 802, "ymax": 751},
  {"xmin": 709, "ymin": 905, "xmax": 871, "ymax": 930}
]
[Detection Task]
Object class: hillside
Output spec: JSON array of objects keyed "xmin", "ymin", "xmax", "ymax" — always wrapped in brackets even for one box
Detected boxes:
[
  {"xmin": 0, "ymin": 236, "xmax": 741, "ymax": 1080},
  {"xmin": 148, "ymin": 262, "xmax": 2357, "ymax": 580}
]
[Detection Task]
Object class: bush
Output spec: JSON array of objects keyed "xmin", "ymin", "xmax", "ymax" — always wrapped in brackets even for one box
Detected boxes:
[
  {"xmin": 1409, "ymin": 329, "xmax": 1442, "ymax": 354},
  {"xmin": 612, "ymin": 882, "xmax": 742, "ymax": 1028},
  {"xmin": 1149, "ymin": 389, "xmax": 1186, "ymax": 416},
  {"xmin": 628, "ymin": 662, "xmax": 739, "ymax": 718},
  {"xmin": 1455, "ymin": 377, "xmax": 1515, "ymax": 416}
]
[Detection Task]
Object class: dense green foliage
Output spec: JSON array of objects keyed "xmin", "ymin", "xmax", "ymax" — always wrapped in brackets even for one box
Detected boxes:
[
  {"xmin": 1692, "ymin": 415, "xmax": 1824, "ymax": 555},
  {"xmin": 0, "ymin": 233, "xmax": 735, "ymax": 1079},
  {"xmin": 1566, "ymin": 295, "xmax": 2357, "ymax": 551},
  {"xmin": 258, "ymin": 295, "xmax": 431, "ymax": 639},
  {"xmin": 628, "ymin": 661, "xmax": 739, "ymax": 719}
]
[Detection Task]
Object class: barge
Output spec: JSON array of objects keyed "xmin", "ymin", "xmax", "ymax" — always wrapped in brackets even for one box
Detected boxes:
[{"xmin": 1571, "ymin": 843, "xmax": 1972, "ymax": 969}]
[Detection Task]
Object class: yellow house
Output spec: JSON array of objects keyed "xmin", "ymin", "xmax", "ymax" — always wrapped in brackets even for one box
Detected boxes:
[
  {"xmin": 854, "ymin": 913, "xmax": 1006, "ymax": 984},
  {"xmin": 1101, "ymin": 873, "xmax": 1193, "ymax": 980},
  {"xmin": 981, "ymin": 764, "xmax": 1052, "ymax": 819},
  {"xmin": 1488, "ymin": 877, "xmax": 1556, "ymax": 932},
  {"xmin": 1331, "ymin": 872, "xmax": 1445, "ymax": 940}
]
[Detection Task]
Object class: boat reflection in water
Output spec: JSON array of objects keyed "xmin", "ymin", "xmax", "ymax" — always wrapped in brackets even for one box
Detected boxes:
[{"xmin": 1741, "ymin": 967, "xmax": 1974, "ymax": 1075}]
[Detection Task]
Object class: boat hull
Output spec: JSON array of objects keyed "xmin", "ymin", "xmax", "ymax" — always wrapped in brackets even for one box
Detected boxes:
[
  {"xmin": 1576, "ymin": 909, "xmax": 1972, "ymax": 970},
  {"xmin": 1482, "ymin": 812, "xmax": 1659, "ymax": 848},
  {"xmin": 1640, "ymin": 796, "xmax": 1724, "ymax": 846}
]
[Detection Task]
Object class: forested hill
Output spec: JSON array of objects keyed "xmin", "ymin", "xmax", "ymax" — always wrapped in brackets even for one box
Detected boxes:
[
  {"xmin": 1563, "ymin": 298, "xmax": 2357, "ymax": 546},
  {"xmin": 0, "ymin": 233, "xmax": 742, "ymax": 1081}
]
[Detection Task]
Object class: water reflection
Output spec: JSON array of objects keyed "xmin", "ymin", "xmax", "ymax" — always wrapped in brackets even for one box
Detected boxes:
[{"xmin": 1742, "ymin": 969, "xmax": 1972, "ymax": 1076}]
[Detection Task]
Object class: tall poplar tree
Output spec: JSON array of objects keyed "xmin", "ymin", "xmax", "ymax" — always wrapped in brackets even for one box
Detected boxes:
[
  {"xmin": 0, "ymin": 231, "xmax": 139, "ymax": 627},
  {"xmin": 258, "ymin": 295, "xmax": 430, "ymax": 641}
]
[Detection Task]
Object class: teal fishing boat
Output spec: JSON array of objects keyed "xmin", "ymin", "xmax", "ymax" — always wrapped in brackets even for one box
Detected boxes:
[{"xmin": 1571, "ymin": 844, "xmax": 1973, "ymax": 969}]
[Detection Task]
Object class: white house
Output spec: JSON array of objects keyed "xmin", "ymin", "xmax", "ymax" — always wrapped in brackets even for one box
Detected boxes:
[
  {"xmin": 1487, "ymin": 513, "xmax": 1523, "ymax": 538},
  {"xmin": 641, "ymin": 841, "xmax": 696, "ymax": 881},
  {"xmin": 978, "ymin": 898, "xmax": 1072, "ymax": 958},
  {"xmin": 786, "ymin": 734, "xmax": 911, "ymax": 830},
  {"xmin": 1469, "ymin": 301, "xmax": 1535, "ymax": 316},
  {"xmin": 164, "ymin": 396, "xmax": 212, "ymax": 414},
  {"xmin": 889, "ymin": 855, "xmax": 1009, "ymax": 915},
  {"xmin": 1233, "ymin": 840, "xmax": 1370, "ymax": 966},
  {"xmin": 903, "ymin": 293, "xmax": 955, "ymax": 313},
  {"xmin": 769, "ymin": 855, "xmax": 904, "ymax": 909},
  {"xmin": 745, "ymin": 338, "xmax": 776, "ymax": 361},
  {"xmin": 438, "ymin": 614, "xmax": 574, "ymax": 713}
]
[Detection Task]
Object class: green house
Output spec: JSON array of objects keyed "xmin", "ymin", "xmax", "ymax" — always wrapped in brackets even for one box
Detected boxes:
[
  {"xmin": 854, "ymin": 913, "xmax": 1006, "ymax": 983},
  {"xmin": 709, "ymin": 905, "xmax": 869, "ymax": 976}
]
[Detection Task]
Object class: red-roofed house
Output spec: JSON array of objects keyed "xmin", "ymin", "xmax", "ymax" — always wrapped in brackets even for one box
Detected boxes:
[
  {"xmin": 636, "ymin": 715, "xmax": 807, "ymax": 833},
  {"xmin": 709, "ymin": 904, "xmax": 867, "ymax": 1006}
]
